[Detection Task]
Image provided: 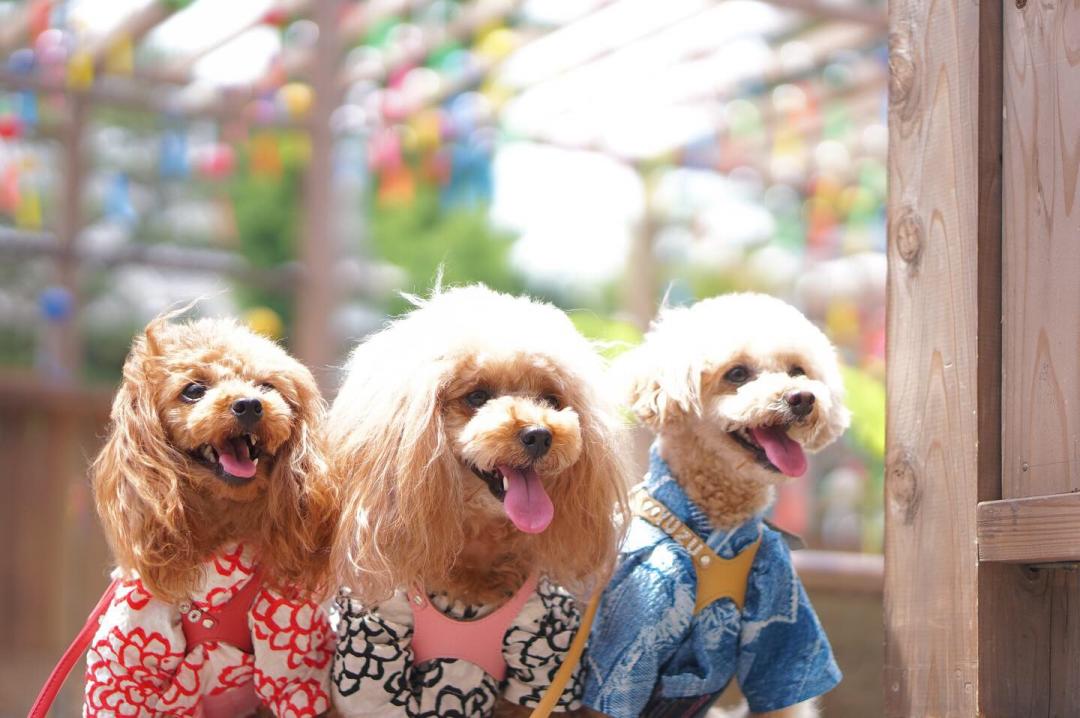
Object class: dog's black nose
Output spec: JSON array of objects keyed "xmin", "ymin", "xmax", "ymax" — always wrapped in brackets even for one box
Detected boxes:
[
  {"xmin": 785, "ymin": 391, "xmax": 815, "ymax": 418},
  {"xmin": 231, "ymin": 398, "xmax": 263, "ymax": 427},
  {"xmin": 519, "ymin": 426, "xmax": 553, "ymax": 459}
]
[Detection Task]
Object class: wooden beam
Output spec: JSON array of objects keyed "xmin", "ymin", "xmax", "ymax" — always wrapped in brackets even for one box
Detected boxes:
[
  {"xmin": 760, "ymin": 0, "xmax": 886, "ymax": 29},
  {"xmin": 160, "ymin": 0, "xmax": 312, "ymax": 82},
  {"xmin": 884, "ymin": 0, "xmax": 989, "ymax": 712},
  {"xmin": 293, "ymin": 0, "xmax": 342, "ymax": 390},
  {"xmin": 793, "ymin": 550, "xmax": 883, "ymax": 595},
  {"xmin": 978, "ymin": 493, "xmax": 1080, "ymax": 564},
  {"xmin": 87, "ymin": 1, "xmax": 175, "ymax": 73}
]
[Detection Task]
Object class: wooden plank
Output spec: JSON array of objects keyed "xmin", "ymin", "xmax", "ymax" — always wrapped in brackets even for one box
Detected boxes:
[
  {"xmin": 979, "ymin": 562, "xmax": 1080, "ymax": 714},
  {"xmin": 792, "ymin": 550, "xmax": 882, "ymax": 595},
  {"xmin": 884, "ymin": 0, "xmax": 986, "ymax": 711},
  {"xmin": 1001, "ymin": 0, "xmax": 1080, "ymax": 499},
  {"xmin": 978, "ymin": 492, "xmax": 1080, "ymax": 563}
]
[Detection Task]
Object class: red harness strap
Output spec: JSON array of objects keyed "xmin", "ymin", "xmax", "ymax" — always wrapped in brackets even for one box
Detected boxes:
[
  {"xmin": 28, "ymin": 569, "xmax": 265, "ymax": 718},
  {"xmin": 28, "ymin": 579, "xmax": 119, "ymax": 718}
]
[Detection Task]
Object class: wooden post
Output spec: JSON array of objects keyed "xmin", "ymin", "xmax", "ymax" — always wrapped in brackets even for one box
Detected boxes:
[
  {"xmin": 294, "ymin": 0, "xmax": 342, "ymax": 390},
  {"xmin": 51, "ymin": 95, "xmax": 88, "ymax": 381},
  {"xmin": 884, "ymin": 0, "xmax": 1001, "ymax": 712}
]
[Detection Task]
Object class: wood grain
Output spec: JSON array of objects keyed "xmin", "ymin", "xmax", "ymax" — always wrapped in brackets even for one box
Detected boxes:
[
  {"xmin": 1002, "ymin": 0, "xmax": 1080, "ymax": 499},
  {"xmin": 978, "ymin": 492, "xmax": 1080, "ymax": 563},
  {"xmin": 885, "ymin": 0, "xmax": 989, "ymax": 711}
]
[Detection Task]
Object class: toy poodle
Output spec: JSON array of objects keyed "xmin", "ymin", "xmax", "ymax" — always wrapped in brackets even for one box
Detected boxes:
[
  {"xmin": 327, "ymin": 284, "xmax": 629, "ymax": 717},
  {"xmin": 85, "ymin": 310, "xmax": 335, "ymax": 717},
  {"xmin": 583, "ymin": 293, "xmax": 850, "ymax": 718}
]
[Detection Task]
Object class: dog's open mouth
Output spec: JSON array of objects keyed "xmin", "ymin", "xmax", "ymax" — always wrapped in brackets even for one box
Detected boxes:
[
  {"xmin": 730, "ymin": 424, "xmax": 807, "ymax": 478},
  {"xmin": 469, "ymin": 463, "xmax": 554, "ymax": 534},
  {"xmin": 192, "ymin": 434, "xmax": 264, "ymax": 486}
]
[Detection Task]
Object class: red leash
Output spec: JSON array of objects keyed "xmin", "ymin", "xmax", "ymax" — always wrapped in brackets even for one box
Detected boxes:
[{"xmin": 28, "ymin": 579, "xmax": 119, "ymax": 718}]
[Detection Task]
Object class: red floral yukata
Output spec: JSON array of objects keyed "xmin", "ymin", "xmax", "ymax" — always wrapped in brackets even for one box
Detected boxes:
[{"xmin": 84, "ymin": 543, "xmax": 332, "ymax": 718}]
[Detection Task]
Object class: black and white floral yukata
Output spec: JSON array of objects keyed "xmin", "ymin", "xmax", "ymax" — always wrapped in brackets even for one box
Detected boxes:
[{"xmin": 331, "ymin": 577, "xmax": 583, "ymax": 717}]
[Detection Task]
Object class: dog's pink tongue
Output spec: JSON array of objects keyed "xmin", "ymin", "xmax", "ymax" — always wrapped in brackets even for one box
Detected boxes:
[
  {"xmin": 498, "ymin": 465, "xmax": 554, "ymax": 534},
  {"xmin": 217, "ymin": 437, "xmax": 256, "ymax": 478},
  {"xmin": 750, "ymin": 426, "xmax": 807, "ymax": 477}
]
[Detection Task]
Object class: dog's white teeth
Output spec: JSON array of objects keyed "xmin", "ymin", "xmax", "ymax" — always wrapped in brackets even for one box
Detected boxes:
[
  {"xmin": 201, "ymin": 445, "xmax": 217, "ymax": 462},
  {"xmin": 252, "ymin": 458, "xmax": 259, "ymax": 467},
  {"xmin": 502, "ymin": 476, "xmax": 508, "ymax": 492}
]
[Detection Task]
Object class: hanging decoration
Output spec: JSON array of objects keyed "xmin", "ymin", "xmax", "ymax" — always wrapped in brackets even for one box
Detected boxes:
[
  {"xmin": 0, "ymin": 114, "xmax": 22, "ymax": 140},
  {"xmin": 66, "ymin": 50, "xmax": 94, "ymax": 90},
  {"xmin": 159, "ymin": 127, "xmax": 189, "ymax": 179},
  {"xmin": 244, "ymin": 306, "xmax": 284, "ymax": 340},
  {"xmin": 0, "ymin": 164, "xmax": 21, "ymax": 215},
  {"xmin": 249, "ymin": 131, "xmax": 283, "ymax": 178},
  {"xmin": 105, "ymin": 172, "xmax": 137, "ymax": 226},
  {"xmin": 198, "ymin": 143, "xmax": 235, "ymax": 180},
  {"xmin": 277, "ymin": 82, "xmax": 314, "ymax": 120},
  {"xmin": 15, "ymin": 185, "xmax": 42, "ymax": 229},
  {"xmin": 105, "ymin": 34, "xmax": 135, "ymax": 76}
]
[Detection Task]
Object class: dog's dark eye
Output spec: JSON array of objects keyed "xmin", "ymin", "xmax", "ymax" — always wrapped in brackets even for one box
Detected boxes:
[
  {"xmin": 541, "ymin": 394, "xmax": 560, "ymax": 409},
  {"xmin": 789, "ymin": 366, "xmax": 806, "ymax": 377},
  {"xmin": 181, "ymin": 383, "xmax": 206, "ymax": 401},
  {"xmin": 466, "ymin": 389, "xmax": 491, "ymax": 408},
  {"xmin": 723, "ymin": 365, "xmax": 751, "ymax": 385},
  {"xmin": 258, "ymin": 382, "xmax": 276, "ymax": 393}
]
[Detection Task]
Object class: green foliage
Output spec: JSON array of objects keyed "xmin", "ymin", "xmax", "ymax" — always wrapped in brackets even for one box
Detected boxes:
[
  {"xmin": 840, "ymin": 364, "xmax": 885, "ymax": 462},
  {"xmin": 569, "ymin": 312, "xmax": 643, "ymax": 359},
  {"xmin": 228, "ymin": 156, "xmax": 303, "ymax": 330},
  {"xmin": 367, "ymin": 187, "xmax": 525, "ymax": 314}
]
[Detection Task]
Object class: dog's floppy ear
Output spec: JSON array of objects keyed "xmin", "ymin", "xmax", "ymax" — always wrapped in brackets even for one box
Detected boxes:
[
  {"xmin": 620, "ymin": 341, "xmax": 701, "ymax": 430},
  {"xmin": 91, "ymin": 322, "xmax": 196, "ymax": 602},
  {"xmin": 256, "ymin": 363, "xmax": 333, "ymax": 597},
  {"xmin": 328, "ymin": 345, "xmax": 462, "ymax": 603}
]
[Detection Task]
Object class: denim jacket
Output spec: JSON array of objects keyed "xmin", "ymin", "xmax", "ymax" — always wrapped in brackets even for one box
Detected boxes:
[{"xmin": 582, "ymin": 448, "xmax": 840, "ymax": 717}]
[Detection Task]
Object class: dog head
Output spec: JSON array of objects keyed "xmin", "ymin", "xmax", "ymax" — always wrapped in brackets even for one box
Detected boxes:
[
  {"xmin": 625, "ymin": 293, "xmax": 849, "ymax": 485},
  {"xmin": 328, "ymin": 285, "xmax": 628, "ymax": 601},
  {"xmin": 91, "ymin": 311, "xmax": 331, "ymax": 602}
]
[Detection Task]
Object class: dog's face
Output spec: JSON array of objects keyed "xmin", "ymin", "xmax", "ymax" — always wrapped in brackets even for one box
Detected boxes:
[
  {"xmin": 328, "ymin": 285, "xmax": 628, "ymax": 600},
  {"xmin": 92, "ymin": 314, "xmax": 330, "ymax": 602},
  {"xmin": 142, "ymin": 322, "xmax": 313, "ymax": 501},
  {"xmin": 628, "ymin": 293, "xmax": 850, "ymax": 485},
  {"xmin": 442, "ymin": 354, "xmax": 584, "ymax": 534}
]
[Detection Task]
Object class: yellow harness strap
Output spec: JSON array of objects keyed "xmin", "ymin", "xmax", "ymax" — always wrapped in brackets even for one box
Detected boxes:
[
  {"xmin": 631, "ymin": 490, "xmax": 761, "ymax": 614},
  {"xmin": 528, "ymin": 493, "xmax": 760, "ymax": 718}
]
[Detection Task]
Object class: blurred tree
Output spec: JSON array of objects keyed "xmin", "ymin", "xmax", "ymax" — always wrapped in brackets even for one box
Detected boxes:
[
  {"xmin": 229, "ymin": 153, "xmax": 301, "ymax": 332},
  {"xmin": 368, "ymin": 186, "xmax": 524, "ymax": 314}
]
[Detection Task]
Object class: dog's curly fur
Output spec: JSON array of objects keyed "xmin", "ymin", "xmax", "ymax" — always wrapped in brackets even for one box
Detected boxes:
[
  {"xmin": 328, "ymin": 285, "xmax": 630, "ymax": 607},
  {"xmin": 621, "ymin": 293, "xmax": 849, "ymax": 718},
  {"xmin": 91, "ymin": 310, "xmax": 335, "ymax": 604}
]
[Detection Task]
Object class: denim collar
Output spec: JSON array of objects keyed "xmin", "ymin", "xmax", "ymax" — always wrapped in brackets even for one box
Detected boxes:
[{"xmin": 640, "ymin": 444, "xmax": 764, "ymax": 560}]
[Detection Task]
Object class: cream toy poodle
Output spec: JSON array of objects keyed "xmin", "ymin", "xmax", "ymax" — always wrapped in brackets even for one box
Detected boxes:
[
  {"xmin": 86, "ymin": 311, "xmax": 335, "ymax": 717},
  {"xmin": 582, "ymin": 293, "xmax": 850, "ymax": 718},
  {"xmin": 327, "ymin": 284, "xmax": 629, "ymax": 717}
]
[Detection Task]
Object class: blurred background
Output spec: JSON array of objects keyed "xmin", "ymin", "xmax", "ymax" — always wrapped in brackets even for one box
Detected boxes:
[{"xmin": 0, "ymin": 0, "xmax": 886, "ymax": 714}]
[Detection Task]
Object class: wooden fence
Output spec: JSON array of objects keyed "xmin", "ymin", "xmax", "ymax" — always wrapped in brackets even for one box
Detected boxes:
[{"xmin": 0, "ymin": 378, "xmax": 113, "ymax": 715}]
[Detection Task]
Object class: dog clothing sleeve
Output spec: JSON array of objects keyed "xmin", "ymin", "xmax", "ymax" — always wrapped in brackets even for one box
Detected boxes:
[
  {"xmin": 501, "ymin": 577, "xmax": 584, "ymax": 711},
  {"xmin": 247, "ymin": 585, "xmax": 334, "ymax": 716},
  {"xmin": 734, "ymin": 534, "xmax": 842, "ymax": 714},
  {"xmin": 581, "ymin": 539, "xmax": 695, "ymax": 718}
]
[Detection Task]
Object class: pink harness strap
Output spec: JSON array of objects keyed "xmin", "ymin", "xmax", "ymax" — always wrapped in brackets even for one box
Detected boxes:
[{"xmin": 408, "ymin": 573, "xmax": 539, "ymax": 682}]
